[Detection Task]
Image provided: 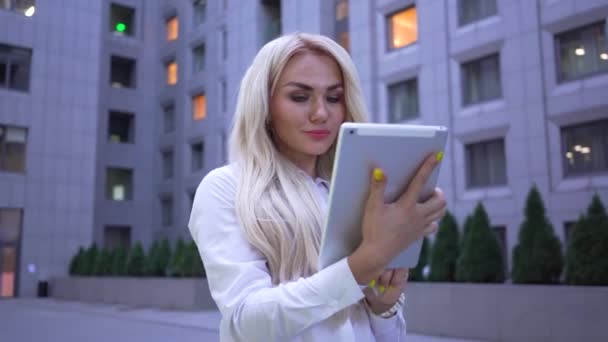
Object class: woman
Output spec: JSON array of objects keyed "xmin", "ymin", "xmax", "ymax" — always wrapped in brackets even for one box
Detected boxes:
[{"xmin": 189, "ymin": 33, "xmax": 446, "ymax": 341}]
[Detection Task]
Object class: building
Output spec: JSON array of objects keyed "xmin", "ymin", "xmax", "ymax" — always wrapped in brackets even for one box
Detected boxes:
[{"xmin": 1, "ymin": 0, "xmax": 607, "ymax": 297}]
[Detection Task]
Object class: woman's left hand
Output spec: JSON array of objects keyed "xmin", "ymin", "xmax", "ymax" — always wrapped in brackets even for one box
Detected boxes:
[{"xmin": 363, "ymin": 268, "xmax": 409, "ymax": 316}]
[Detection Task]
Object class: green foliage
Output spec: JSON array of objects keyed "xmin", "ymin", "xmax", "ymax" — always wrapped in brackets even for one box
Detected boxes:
[
  {"xmin": 456, "ymin": 203, "xmax": 505, "ymax": 283},
  {"xmin": 144, "ymin": 240, "xmax": 160, "ymax": 276},
  {"xmin": 566, "ymin": 194, "xmax": 608, "ymax": 285},
  {"xmin": 125, "ymin": 242, "xmax": 146, "ymax": 277},
  {"xmin": 81, "ymin": 244, "xmax": 99, "ymax": 276},
  {"xmin": 512, "ymin": 186, "xmax": 563, "ymax": 284},
  {"xmin": 69, "ymin": 247, "xmax": 86, "ymax": 275},
  {"xmin": 92, "ymin": 248, "xmax": 114, "ymax": 276},
  {"xmin": 182, "ymin": 241, "xmax": 206, "ymax": 278},
  {"xmin": 409, "ymin": 237, "xmax": 430, "ymax": 281},
  {"xmin": 169, "ymin": 238, "xmax": 187, "ymax": 277},
  {"xmin": 428, "ymin": 212, "xmax": 460, "ymax": 282},
  {"xmin": 110, "ymin": 246, "xmax": 128, "ymax": 276}
]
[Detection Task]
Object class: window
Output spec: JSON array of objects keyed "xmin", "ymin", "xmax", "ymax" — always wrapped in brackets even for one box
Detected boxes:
[
  {"xmin": 161, "ymin": 197, "xmax": 173, "ymax": 226},
  {"xmin": 1, "ymin": 0, "xmax": 36, "ymax": 16},
  {"xmin": 110, "ymin": 55, "xmax": 136, "ymax": 88},
  {"xmin": 0, "ymin": 125, "xmax": 27, "ymax": 173},
  {"xmin": 193, "ymin": 0, "xmax": 206, "ymax": 25},
  {"xmin": 163, "ymin": 104, "xmax": 175, "ymax": 133},
  {"xmin": 462, "ymin": 53, "xmax": 501, "ymax": 106},
  {"xmin": 0, "ymin": 208, "xmax": 21, "ymax": 298},
  {"xmin": 561, "ymin": 119, "xmax": 608, "ymax": 176},
  {"xmin": 0, "ymin": 43, "xmax": 32, "ymax": 92},
  {"xmin": 387, "ymin": 78, "xmax": 419, "ymax": 122},
  {"xmin": 193, "ymin": 44, "xmax": 205, "ymax": 73},
  {"xmin": 104, "ymin": 225, "xmax": 131, "ymax": 249},
  {"xmin": 162, "ymin": 150, "xmax": 174, "ymax": 179},
  {"xmin": 563, "ymin": 221, "xmax": 576, "ymax": 247},
  {"xmin": 335, "ymin": 0, "xmax": 350, "ymax": 52},
  {"xmin": 387, "ymin": 7, "xmax": 417, "ymax": 50},
  {"xmin": 166, "ymin": 60, "xmax": 177, "ymax": 85},
  {"xmin": 262, "ymin": 0, "xmax": 281, "ymax": 44},
  {"xmin": 188, "ymin": 191, "xmax": 195, "ymax": 210},
  {"xmin": 193, "ymin": 94, "xmax": 207, "ymax": 120},
  {"xmin": 221, "ymin": 28, "xmax": 228, "ymax": 60},
  {"xmin": 492, "ymin": 226, "xmax": 507, "ymax": 274},
  {"xmin": 166, "ymin": 16, "xmax": 178, "ymax": 41},
  {"xmin": 110, "ymin": 3, "xmax": 134, "ymax": 37},
  {"xmin": 0, "ymin": 208, "xmax": 22, "ymax": 244},
  {"xmin": 555, "ymin": 21, "xmax": 608, "ymax": 82},
  {"xmin": 458, "ymin": 0, "xmax": 497, "ymax": 26},
  {"xmin": 465, "ymin": 138, "xmax": 507, "ymax": 188},
  {"xmin": 108, "ymin": 111, "xmax": 134, "ymax": 143},
  {"xmin": 191, "ymin": 142, "xmax": 204, "ymax": 172},
  {"xmin": 220, "ymin": 79, "xmax": 227, "ymax": 112},
  {"xmin": 106, "ymin": 168, "xmax": 133, "ymax": 201}
]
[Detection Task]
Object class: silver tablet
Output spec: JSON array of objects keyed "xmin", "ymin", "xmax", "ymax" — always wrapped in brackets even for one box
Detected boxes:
[{"xmin": 318, "ymin": 123, "xmax": 448, "ymax": 270}]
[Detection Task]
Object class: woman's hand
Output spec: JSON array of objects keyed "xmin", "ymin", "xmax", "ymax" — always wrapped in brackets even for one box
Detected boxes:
[
  {"xmin": 348, "ymin": 153, "xmax": 446, "ymax": 284},
  {"xmin": 363, "ymin": 268, "xmax": 409, "ymax": 315}
]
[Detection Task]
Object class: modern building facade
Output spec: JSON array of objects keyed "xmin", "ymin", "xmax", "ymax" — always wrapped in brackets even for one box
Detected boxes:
[{"xmin": 1, "ymin": 0, "xmax": 607, "ymax": 297}]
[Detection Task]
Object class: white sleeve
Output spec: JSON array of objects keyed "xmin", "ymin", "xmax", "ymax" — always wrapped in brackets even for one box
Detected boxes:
[
  {"xmin": 188, "ymin": 168, "xmax": 365, "ymax": 341},
  {"xmin": 366, "ymin": 306, "xmax": 407, "ymax": 341}
]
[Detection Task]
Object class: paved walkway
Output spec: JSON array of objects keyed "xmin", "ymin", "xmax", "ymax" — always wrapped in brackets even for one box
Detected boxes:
[{"xmin": 0, "ymin": 299, "xmax": 482, "ymax": 342}]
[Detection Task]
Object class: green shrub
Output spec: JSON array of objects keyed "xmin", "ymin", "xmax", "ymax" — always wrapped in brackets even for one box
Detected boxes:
[
  {"xmin": 81, "ymin": 244, "xmax": 99, "ymax": 276},
  {"xmin": 125, "ymin": 242, "xmax": 146, "ymax": 277},
  {"xmin": 92, "ymin": 248, "xmax": 113, "ymax": 276},
  {"xmin": 169, "ymin": 238, "xmax": 186, "ymax": 277},
  {"xmin": 428, "ymin": 212, "xmax": 460, "ymax": 282},
  {"xmin": 69, "ymin": 247, "xmax": 86, "ymax": 276},
  {"xmin": 565, "ymin": 194, "xmax": 608, "ymax": 285},
  {"xmin": 110, "ymin": 246, "xmax": 128, "ymax": 276},
  {"xmin": 144, "ymin": 240, "xmax": 160, "ymax": 276},
  {"xmin": 512, "ymin": 186, "xmax": 563, "ymax": 284},
  {"xmin": 181, "ymin": 241, "xmax": 205, "ymax": 278},
  {"xmin": 409, "ymin": 237, "xmax": 430, "ymax": 281},
  {"xmin": 456, "ymin": 203, "xmax": 505, "ymax": 283}
]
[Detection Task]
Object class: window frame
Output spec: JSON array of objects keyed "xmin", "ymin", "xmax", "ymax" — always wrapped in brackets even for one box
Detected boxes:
[
  {"xmin": 0, "ymin": 124, "xmax": 28, "ymax": 173},
  {"xmin": 387, "ymin": 78, "xmax": 419, "ymax": 122},
  {"xmin": 0, "ymin": 43, "xmax": 32, "ymax": 92},
  {"xmin": 457, "ymin": 0, "xmax": 498, "ymax": 27},
  {"xmin": 554, "ymin": 20, "xmax": 608, "ymax": 83},
  {"xmin": 560, "ymin": 119, "xmax": 608, "ymax": 177},
  {"xmin": 465, "ymin": 138, "xmax": 507, "ymax": 189},
  {"xmin": 461, "ymin": 53, "xmax": 502, "ymax": 106}
]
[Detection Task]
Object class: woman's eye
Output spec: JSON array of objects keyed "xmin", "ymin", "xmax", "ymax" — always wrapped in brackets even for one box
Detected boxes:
[
  {"xmin": 327, "ymin": 95, "xmax": 342, "ymax": 103},
  {"xmin": 291, "ymin": 95, "xmax": 308, "ymax": 102}
]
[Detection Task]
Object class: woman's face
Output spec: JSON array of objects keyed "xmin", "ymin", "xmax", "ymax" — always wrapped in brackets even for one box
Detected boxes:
[{"xmin": 269, "ymin": 51, "xmax": 346, "ymax": 170}]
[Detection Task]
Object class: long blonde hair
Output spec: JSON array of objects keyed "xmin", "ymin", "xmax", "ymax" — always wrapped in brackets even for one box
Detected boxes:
[{"xmin": 229, "ymin": 33, "xmax": 368, "ymax": 285}]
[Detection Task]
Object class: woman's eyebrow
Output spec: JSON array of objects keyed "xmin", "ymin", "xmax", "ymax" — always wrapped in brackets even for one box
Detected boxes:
[{"xmin": 283, "ymin": 82, "xmax": 344, "ymax": 90}]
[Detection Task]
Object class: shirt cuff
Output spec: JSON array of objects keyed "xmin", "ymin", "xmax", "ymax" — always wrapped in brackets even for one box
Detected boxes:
[
  {"xmin": 368, "ymin": 307, "xmax": 402, "ymax": 333},
  {"xmin": 316, "ymin": 257, "xmax": 365, "ymax": 308}
]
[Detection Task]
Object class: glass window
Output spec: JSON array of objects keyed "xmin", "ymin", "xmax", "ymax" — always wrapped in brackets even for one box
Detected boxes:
[
  {"xmin": 166, "ymin": 16, "xmax": 179, "ymax": 41},
  {"xmin": 387, "ymin": 7, "xmax": 417, "ymax": 50},
  {"xmin": 163, "ymin": 104, "xmax": 175, "ymax": 133},
  {"xmin": 458, "ymin": 0, "xmax": 497, "ymax": 26},
  {"xmin": 561, "ymin": 119, "xmax": 608, "ymax": 176},
  {"xmin": 220, "ymin": 79, "xmax": 227, "ymax": 112},
  {"xmin": 110, "ymin": 3, "xmax": 134, "ymax": 36},
  {"xmin": 106, "ymin": 168, "xmax": 133, "ymax": 201},
  {"xmin": 193, "ymin": 0, "xmax": 206, "ymax": 26},
  {"xmin": 462, "ymin": 53, "xmax": 501, "ymax": 106},
  {"xmin": 191, "ymin": 142, "xmax": 204, "ymax": 172},
  {"xmin": 334, "ymin": 0, "xmax": 350, "ymax": 52},
  {"xmin": 166, "ymin": 61, "xmax": 177, "ymax": 85},
  {"xmin": 465, "ymin": 138, "xmax": 507, "ymax": 188},
  {"xmin": 221, "ymin": 28, "xmax": 228, "ymax": 60},
  {"xmin": 162, "ymin": 150, "xmax": 174, "ymax": 179},
  {"xmin": 110, "ymin": 55, "xmax": 136, "ymax": 88},
  {"xmin": 108, "ymin": 111, "xmax": 134, "ymax": 143},
  {"xmin": 262, "ymin": 0, "xmax": 281, "ymax": 44},
  {"xmin": 161, "ymin": 197, "xmax": 173, "ymax": 226},
  {"xmin": 0, "ymin": 125, "xmax": 27, "ymax": 173},
  {"xmin": 555, "ymin": 21, "xmax": 608, "ymax": 82},
  {"xmin": 387, "ymin": 78, "xmax": 419, "ymax": 122},
  {"xmin": 193, "ymin": 44, "xmax": 205, "ymax": 73},
  {"xmin": 193, "ymin": 94, "xmax": 207, "ymax": 121},
  {"xmin": 104, "ymin": 225, "xmax": 131, "ymax": 249},
  {"xmin": 0, "ymin": 208, "xmax": 22, "ymax": 244},
  {"xmin": 492, "ymin": 225, "xmax": 507, "ymax": 274},
  {"xmin": 0, "ymin": 43, "xmax": 32, "ymax": 92}
]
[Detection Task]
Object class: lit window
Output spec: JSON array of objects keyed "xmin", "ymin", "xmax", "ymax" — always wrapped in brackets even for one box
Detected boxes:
[
  {"xmin": 166, "ymin": 16, "xmax": 178, "ymax": 41},
  {"xmin": 166, "ymin": 61, "xmax": 177, "ymax": 85},
  {"xmin": 335, "ymin": 0, "xmax": 348, "ymax": 21},
  {"xmin": 193, "ymin": 94, "xmax": 207, "ymax": 120},
  {"xmin": 110, "ymin": 3, "xmax": 134, "ymax": 36},
  {"xmin": 555, "ymin": 21, "xmax": 608, "ymax": 82},
  {"xmin": 106, "ymin": 168, "xmax": 133, "ymax": 201},
  {"xmin": 561, "ymin": 119, "xmax": 608, "ymax": 176},
  {"xmin": 387, "ymin": 7, "xmax": 417, "ymax": 50},
  {"xmin": 0, "ymin": 125, "xmax": 27, "ymax": 173}
]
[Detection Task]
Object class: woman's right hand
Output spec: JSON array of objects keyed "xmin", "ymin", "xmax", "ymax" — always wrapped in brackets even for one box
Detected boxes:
[{"xmin": 348, "ymin": 153, "xmax": 446, "ymax": 285}]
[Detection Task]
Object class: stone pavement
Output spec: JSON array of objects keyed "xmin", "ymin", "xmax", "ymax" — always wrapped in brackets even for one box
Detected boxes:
[{"xmin": 0, "ymin": 299, "xmax": 483, "ymax": 342}]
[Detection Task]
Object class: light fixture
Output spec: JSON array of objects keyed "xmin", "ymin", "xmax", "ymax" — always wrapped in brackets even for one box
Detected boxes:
[
  {"xmin": 575, "ymin": 48, "xmax": 585, "ymax": 56},
  {"xmin": 574, "ymin": 145, "xmax": 582, "ymax": 151},
  {"xmin": 566, "ymin": 152, "xmax": 573, "ymax": 159},
  {"xmin": 581, "ymin": 147, "xmax": 591, "ymax": 154},
  {"xmin": 116, "ymin": 22, "xmax": 127, "ymax": 33},
  {"xmin": 24, "ymin": 6, "xmax": 35, "ymax": 17},
  {"xmin": 601, "ymin": 53, "xmax": 608, "ymax": 60}
]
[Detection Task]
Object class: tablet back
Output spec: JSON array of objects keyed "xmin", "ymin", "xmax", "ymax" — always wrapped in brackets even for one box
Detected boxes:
[{"xmin": 318, "ymin": 123, "xmax": 448, "ymax": 270}]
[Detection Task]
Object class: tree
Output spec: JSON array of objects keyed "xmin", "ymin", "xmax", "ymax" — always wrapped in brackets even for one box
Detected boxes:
[
  {"xmin": 144, "ymin": 240, "xmax": 160, "ymax": 276},
  {"xmin": 169, "ymin": 238, "xmax": 186, "ymax": 277},
  {"xmin": 456, "ymin": 203, "xmax": 505, "ymax": 283},
  {"xmin": 428, "ymin": 212, "xmax": 460, "ymax": 282},
  {"xmin": 110, "ymin": 246, "xmax": 128, "ymax": 276},
  {"xmin": 69, "ymin": 247, "xmax": 86, "ymax": 276},
  {"xmin": 125, "ymin": 242, "xmax": 146, "ymax": 277},
  {"xmin": 157, "ymin": 238, "xmax": 172, "ymax": 276},
  {"xmin": 565, "ymin": 194, "xmax": 608, "ymax": 285},
  {"xmin": 92, "ymin": 248, "xmax": 113, "ymax": 276},
  {"xmin": 512, "ymin": 186, "xmax": 563, "ymax": 284},
  {"xmin": 81, "ymin": 244, "xmax": 99, "ymax": 276},
  {"xmin": 409, "ymin": 237, "xmax": 430, "ymax": 281},
  {"xmin": 182, "ymin": 241, "xmax": 206, "ymax": 278}
]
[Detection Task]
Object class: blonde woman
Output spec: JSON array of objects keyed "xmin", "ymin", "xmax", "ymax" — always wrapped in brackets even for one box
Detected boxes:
[{"xmin": 189, "ymin": 33, "xmax": 446, "ymax": 342}]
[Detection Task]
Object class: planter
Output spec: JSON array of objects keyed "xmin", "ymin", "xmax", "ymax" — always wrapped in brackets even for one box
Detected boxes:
[
  {"xmin": 50, "ymin": 277, "xmax": 216, "ymax": 310},
  {"xmin": 404, "ymin": 282, "xmax": 608, "ymax": 342}
]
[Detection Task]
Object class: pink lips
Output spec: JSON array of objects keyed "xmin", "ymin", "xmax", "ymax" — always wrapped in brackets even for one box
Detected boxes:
[{"xmin": 304, "ymin": 129, "xmax": 331, "ymax": 139}]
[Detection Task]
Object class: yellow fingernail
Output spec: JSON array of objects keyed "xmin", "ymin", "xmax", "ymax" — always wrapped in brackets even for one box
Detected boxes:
[
  {"xmin": 378, "ymin": 285, "xmax": 385, "ymax": 294},
  {"xmin": 373, "ymin": 168, "xmax": 384, "ymax": 182},
  {"xmin": 369, "ymin": 279, "xmax": 376, "ymax": 288},
  {"xmin": 436, "ymin": 151, "xmax": 444, "ymax": 162}
]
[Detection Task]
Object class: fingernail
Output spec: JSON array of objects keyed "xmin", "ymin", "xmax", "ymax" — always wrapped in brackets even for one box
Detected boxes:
[
  {"xmin": 435, "ymin": 151, "xmax": 444, "ymax": 162},
  {"xmin": 369, "ymin": 279, "xmax": 376, "ymax": 288},
  {"xmin": 378, "ymin": 285, "xmax": 386, "ymax": 294},
  {"xmin": 373, "ymin": 168, "xmax": 384, "ymax": 182}
]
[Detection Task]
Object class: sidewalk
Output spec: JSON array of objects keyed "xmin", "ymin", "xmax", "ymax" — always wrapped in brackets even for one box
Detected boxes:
[{"xmin": 0, "ymin": 299, "xmax": 483, "ymax": 342}]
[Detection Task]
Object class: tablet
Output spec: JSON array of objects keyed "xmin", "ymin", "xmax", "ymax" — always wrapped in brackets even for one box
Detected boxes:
[{"xmin": 318, "ymin": 122, "xmax": 448, "ymax": 270}]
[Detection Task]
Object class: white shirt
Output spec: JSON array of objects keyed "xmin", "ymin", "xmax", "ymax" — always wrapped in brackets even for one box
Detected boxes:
[{"xmin": 188, "ymin": 164, "xmax": 407, "ymax": 342}]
